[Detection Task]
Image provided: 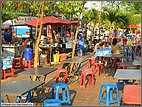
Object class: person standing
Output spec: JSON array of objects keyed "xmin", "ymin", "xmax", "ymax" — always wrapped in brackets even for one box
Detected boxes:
[
  {"xmin": 65, "ymin": 30, "xmax": 70, "ymax": 42},
  {"xmin": 87, "ymin": 28, "xmax": 92, "ymax": 41}
]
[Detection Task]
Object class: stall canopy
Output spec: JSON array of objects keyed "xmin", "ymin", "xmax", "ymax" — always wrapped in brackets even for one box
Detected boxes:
[
  {"xmin": 123, "ymin": 24, "xmax": 141, "ymax": 28},
  {"xmin": 25, "ymin": 16, "xmax": 78, "ymax": 27}
]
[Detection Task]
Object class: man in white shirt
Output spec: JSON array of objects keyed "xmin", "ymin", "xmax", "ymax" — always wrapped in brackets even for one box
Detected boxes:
[{"xmin": 87, "ymin": 28, "xmax": 92, "ymax": 40}]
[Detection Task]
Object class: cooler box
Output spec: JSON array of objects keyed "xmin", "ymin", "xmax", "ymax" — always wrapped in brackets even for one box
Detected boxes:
[{"xmin": 53, "ymin": 54, "xmax": 60, "ymax": 63}]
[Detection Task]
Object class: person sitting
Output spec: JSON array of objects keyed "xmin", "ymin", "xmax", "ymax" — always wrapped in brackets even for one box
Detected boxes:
[
  {"xmin": 111, "ymin": 38, "xmax": 128, "ymax": 54},
  {"xmin": 94, "ymin": 39, "xmax": 102, "ymax": 54},
  {"xmin": 105, "ymin": 42, "xmax": 111, "ymax": 49}
]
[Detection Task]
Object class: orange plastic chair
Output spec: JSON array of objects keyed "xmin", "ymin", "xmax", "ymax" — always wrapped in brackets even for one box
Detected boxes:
[{"xmin": 122, "ymin": 85, "xmax": 141, "ymax": 105}]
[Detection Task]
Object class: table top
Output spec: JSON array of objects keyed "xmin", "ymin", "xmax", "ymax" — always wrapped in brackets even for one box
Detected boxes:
[
  {"xmin": 114, "ymin": 69, "xmax": 141, "ymax": 80},
  {"xmin": 104, "ymin": 54, "xmax": 123, "ymax": 58},
  {"xmin": 1, "ymin": 80, "xmax": 45, "ymax": 96},
  {"xmin": 122, "ymin": 85, "xmax": 141, "ymax": 104},
  {"xmin": 18, "ymin": 67, "xmax": 57, "ymax": 76},
  {"xmin": 62, "ymin": 58, "xmax": 88, "ymax": 63},
  {"xmin": 132, "ymin": 59, "xmax": 141, "ymax": 65}
]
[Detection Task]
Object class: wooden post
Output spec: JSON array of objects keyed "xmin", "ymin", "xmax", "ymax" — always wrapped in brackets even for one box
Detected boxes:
[
  {"xmin": 70, "ymin": 2, "xmax": 86, "ymax": 76},
  {"xmin": 35, "ymin": 4, "xmax": 41, "ymax": 40},
  {"xmin": 34, "ymin": 2, "xmax": 44, "ymax": 68}
]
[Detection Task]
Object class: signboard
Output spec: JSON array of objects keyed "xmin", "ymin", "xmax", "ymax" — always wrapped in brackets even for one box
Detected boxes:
[{"xmin": 14, "ymin": 16, "xmax": 37, "ymax": 25}]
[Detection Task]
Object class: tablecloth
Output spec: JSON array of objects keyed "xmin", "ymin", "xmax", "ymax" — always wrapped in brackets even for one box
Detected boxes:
[{"xmin": 95, "ymin": 48, "xmax": 112, "ymax": 57}]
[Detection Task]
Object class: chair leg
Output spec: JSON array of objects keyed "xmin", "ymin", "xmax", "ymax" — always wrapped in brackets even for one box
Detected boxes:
[
  {"xmin": 64, "ymin": 72, "xmax": 68, "ymax": 84},
  {"xmin": 83, "ymin": 73, "xmax": 86, "ymax": 88},
  {"xmin": 56, "ymin": 71, "xmax": 59, "ymax": 83},
  {"xmin": 89, "ymin": 74, "xmax": 92, "ymax": 85},
  {"xmin": 103, "ymin": 64, "xmax": 105, "ymax": 77},
  {"xmin": 11, "ymin": 68, "xmax": 15, "ymax": 78},
  {"xmin": 80, "ymin": 73, "xmax": 83, "ymax": 86}
]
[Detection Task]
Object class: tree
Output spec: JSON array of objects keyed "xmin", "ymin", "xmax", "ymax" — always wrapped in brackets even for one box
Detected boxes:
[
  {"xmin": 57, "ymin": 1, "xmax": 86, "ymax": 42},
  {"xmin": 103, "ymin": 7, "xmax": 130, "ymax": 38},
  {"xmin": 81, "ymin": 8, "xmax": 98, "ymax": 40}
]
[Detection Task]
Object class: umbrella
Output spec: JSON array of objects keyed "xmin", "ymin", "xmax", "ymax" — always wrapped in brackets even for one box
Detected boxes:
[
  {"xmin": 123, "ymin": 24, "xmax": 141, "ymax": 28},
  {"xmin": 25, "ymin": 16, "xmax": 78, "ymax": 27}
]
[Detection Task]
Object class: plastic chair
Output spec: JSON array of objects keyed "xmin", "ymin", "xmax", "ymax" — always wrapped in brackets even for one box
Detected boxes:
[
  {"xmin": 127, "ymin": 52, "xmax": 134, "ymax": 61},
  {"xmin": 13, "ymin": 57, "xmax": 23, "ymax": 70},
  {"xmin": 16, "ymin": 91, "xmax": 33, "ymax": 103},
  {"xmin": 51, "ymin": 83, "xmax": 71, "ymax": 105},
  {"xmin": 87, "ymin": 57, "xmax": 95, "ymax": 68},
  {"xmin": 80, "ymin": 68, "xmax": 94, "ymax": 88},
  {"xmin": 23, "ymin": 60, "xmax": 34, "ymax": 71},
  {"xmin": 56, "ymin": 69, "xmax": 68, "ymax": 84},
  {"xmin": 99, "ymin": 83, "xmax": 120, "ymax": 106},
  {"xmin": 43, "ymin": 99, "xmax": 61, "ymax": 106},
  {"xmin": 1, "ymin": 56, "xmax": 15, "ymax": 79},
  {"xmin": 1, "ymin": 97, "xmax": 4, "ymax": 103}
]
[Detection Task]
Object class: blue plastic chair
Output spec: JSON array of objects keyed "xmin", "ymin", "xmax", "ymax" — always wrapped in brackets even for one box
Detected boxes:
[
  {"xmin": 1, "ymin": 97, "xmax": 4, "ymax": 103},
  {"xmin": 43, "ymin": 99, "xmax": 61, "ymax": 106},
  {"xmin": 16, "ymin": 91, "xmax": 33, "ymax": 103},
  {"xmin": 99, "ymin": 83, "xmax": 120, "ymax": 106},
  {"xmin": 127, "ymin": 52, "xmax": 134, "ymax": 61},
  {"xmin": 51, "ymin": 83, "xmax": 71, "ymax": 105}
]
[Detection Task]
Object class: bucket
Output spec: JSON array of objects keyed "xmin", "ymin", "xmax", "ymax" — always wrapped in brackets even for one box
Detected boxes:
[
  {"xmin": 60, "ymin": 54, "xmax": 68, "ymax": 61},
  {"xmin": 53, "ymin": 54, "xmax": 60, "ymax": 63},
  {"xmin": 24, "ymin": 48, "xmax": 32, "ymax": 60}
]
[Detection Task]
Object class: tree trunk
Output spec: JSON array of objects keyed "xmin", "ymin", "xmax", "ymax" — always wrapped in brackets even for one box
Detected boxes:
[
  {"xmin": 34, "ymin": 2, "xmax": 44, "ymax": 68},
  {"xmin": 109, "ymin": 22, "xmax": 112, "ymax": 43},
  {"xmin": 98, "ymin": 1, "xmax": 103, "ymax": 39},
  {"xmin": 70, "ymin": 14, "xmax": 73, "ymax": 42},
  {"xmin": 35, "ymin": 4, "xmax": 41, "ymax": 40},
  {"xmin": 84, "ymin": 23, "xmax": 88, "ymax": 40},
  {"xmin": 70, "ymin": 2, "xmax": 86, "ymax": 76}
]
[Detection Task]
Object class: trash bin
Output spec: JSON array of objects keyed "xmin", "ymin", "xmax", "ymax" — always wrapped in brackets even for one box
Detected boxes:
[{"xmin": 24, "ymin": 47, "xmax": 32, "ymax": 60}]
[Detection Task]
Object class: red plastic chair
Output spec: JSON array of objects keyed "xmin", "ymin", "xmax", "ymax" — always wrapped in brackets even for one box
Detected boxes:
[
  {"xmin": 2, "ymin": 67, "xmax": 15, "ymax": 79},
  {"xmin": 87, "ymin": 57, "xmax": 95, "ymax": 68},
  {"xmin": 56, "ymin": 69, "xmax": 68, "ymax": 83},
  {"xmin": 80, "ymin": 68, "xmax": 94, "ymax": 88},
  {"xmin": 116, "ymin": 62, "xmax": 127, "ymax": 69},
  {"xmin": 13, "ymin": 57, "xmax": 23, "ymax": 70},
  {"xmin": 93, "ymin": 58, "xmax": 105, "ymax": 77},
  {"xmin": 23, "ymin": 60, "xmax": 34, "ymax": 71}
]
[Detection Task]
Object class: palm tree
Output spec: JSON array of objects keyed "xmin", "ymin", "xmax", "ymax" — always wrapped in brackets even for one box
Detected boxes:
[{"xmin": 103, "ymin": 7, "xmax": 130, "ymax": 39}]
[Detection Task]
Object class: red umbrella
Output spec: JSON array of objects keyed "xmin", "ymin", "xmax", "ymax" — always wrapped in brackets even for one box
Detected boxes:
[
  {"xmin": 123, "ymin": 24, "xmax": 141, "ymax": 28},
  {"xmin": 25, "ymin": 16, "xmax": 78, "ymax": 27}
]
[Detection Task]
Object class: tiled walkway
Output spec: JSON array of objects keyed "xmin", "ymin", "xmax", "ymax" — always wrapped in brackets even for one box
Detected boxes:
[{"xmin": 1, "ymin": 53, "xmax": 140, "ymax": 106}]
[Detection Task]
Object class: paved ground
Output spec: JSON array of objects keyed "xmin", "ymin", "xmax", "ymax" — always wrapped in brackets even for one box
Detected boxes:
[{"xmin": 1, "ymin": 52, "xmax": 140, "ymax": 106}]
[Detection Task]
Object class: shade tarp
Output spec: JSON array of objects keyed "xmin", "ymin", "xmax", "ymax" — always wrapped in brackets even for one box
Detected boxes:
[
  {"xmin": 25, "ymin": 16, "xmax": 78, "ymax": 27},
  {"xmin": 123, "ymin": 24, "xmax": 141, "ymax": 28}
]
